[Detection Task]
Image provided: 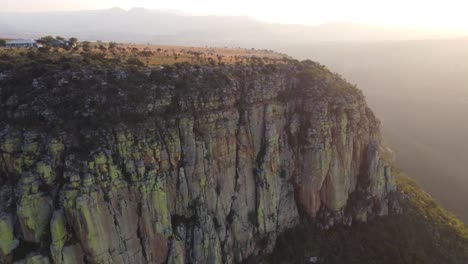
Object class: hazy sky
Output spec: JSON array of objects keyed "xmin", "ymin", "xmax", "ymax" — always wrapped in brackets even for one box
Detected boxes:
[{"xmin": 2, "ymin": 0, "xmax": 468, "ymax": 31}]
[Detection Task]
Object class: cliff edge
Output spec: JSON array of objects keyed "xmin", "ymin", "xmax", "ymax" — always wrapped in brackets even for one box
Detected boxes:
[{"xmin": 0, "ymin": 55, "xmax": 399, "ymax": 263}]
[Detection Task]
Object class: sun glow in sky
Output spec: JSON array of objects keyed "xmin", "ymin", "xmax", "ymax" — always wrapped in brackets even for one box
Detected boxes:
[{"xmin": 2, "ymin": 0, "xmax": 468, "ymax": 31}]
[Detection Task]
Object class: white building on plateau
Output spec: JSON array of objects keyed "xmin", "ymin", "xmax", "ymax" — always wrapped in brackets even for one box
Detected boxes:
[{"xmin": 5, "ymin": 39, "xmax": 37, "ymax": 48}]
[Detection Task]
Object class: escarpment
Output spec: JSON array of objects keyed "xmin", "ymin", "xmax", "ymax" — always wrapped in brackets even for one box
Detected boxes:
[{"xmin": 0, "ymin": 61, "xmax": 397, "ymax": 263}]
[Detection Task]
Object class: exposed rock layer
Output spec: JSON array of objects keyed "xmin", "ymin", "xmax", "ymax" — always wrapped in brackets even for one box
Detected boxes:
[{"xmin": 0, "ymin": 61, "xmax": 396, "ymax": 263}]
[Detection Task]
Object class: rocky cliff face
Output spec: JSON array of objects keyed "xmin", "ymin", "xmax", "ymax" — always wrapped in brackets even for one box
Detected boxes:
[{"xmin": 0, "ymin": 61, "xmax": 396, "ymax": 263}]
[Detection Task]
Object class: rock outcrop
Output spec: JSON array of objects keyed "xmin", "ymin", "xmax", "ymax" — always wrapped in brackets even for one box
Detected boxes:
[{"xmin": 0, "ymin": 61, "xmax": 396, "ymax": 263}]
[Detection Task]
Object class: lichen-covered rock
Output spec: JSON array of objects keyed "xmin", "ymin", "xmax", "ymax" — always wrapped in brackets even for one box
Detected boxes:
[
  {"xmin": 60, "ymin": 244, "xmax": 84, "ymax": 264},
  {"xmin": 167, "ymin": 239, "xmax": 186, "ymax": 264},
  {"xmin": 0, "ymin": 214, "xmax": 19, "ymax": 257},
  {"xmin": 49, "ymin": 210, "xmax": 81, "ymax": 264},
  {"xmin": 14, "ymin": 253, "xmax": 50, "ymax": 264},
  {"xmin": 0, "ymin": 61, "xmax": 396, "ymax": 263},
  {"xmin": 16, "ymin": 188, "xmax": 53, "ymax": 243}
]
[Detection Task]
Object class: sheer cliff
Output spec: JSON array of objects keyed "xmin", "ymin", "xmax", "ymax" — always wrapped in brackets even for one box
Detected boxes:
[{"xmin": 0, "ymin": 59, "xmax": 398, "ymax": 263}]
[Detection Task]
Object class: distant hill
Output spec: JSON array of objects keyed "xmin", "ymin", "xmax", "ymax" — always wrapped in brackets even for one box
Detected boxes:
[{"xmin": 0, "ymin": 8, "xmax": 465, "ymax": 44}]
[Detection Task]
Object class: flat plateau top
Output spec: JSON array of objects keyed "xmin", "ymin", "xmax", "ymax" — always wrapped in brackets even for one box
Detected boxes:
[
  {"xmin": 0, "ymin": 42, "xmax": 291, "ymax": 67},
  {"xmin": 114, "ymin": 43, "xmax": 289, "ymax": 65}
]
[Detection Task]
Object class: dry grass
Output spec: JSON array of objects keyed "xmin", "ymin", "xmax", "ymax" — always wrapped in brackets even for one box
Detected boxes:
[
  {"xmin": 0, "ymin": 41, "xmax": 291, "ymax": 66},
  {"xmin": 125, "ymin": 43, "xmax": 289, "ymax": 65},
  {"xmin": 0, "ymin": 42, "xmax": 294, "ymax": 75}
]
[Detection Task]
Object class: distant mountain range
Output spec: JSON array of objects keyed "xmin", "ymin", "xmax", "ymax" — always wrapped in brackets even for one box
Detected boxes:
[{"xmin": 0, "ymin": 7, "xmax": 465, "ymax": 45}]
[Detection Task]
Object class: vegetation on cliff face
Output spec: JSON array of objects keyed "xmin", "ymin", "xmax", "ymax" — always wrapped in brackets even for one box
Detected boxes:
[
  {"xmin": 0, "ymin": 48, "xmax": 353, "ymax": 133},
  {"xmin": 261, "ymin": 169, "xmax": 468, "ymax": 264}
]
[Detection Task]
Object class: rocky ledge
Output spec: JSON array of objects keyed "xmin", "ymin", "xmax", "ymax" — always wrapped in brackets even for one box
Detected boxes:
[{"xmin": 0, "ymin": 61, "xmax": 397, "ymax": 263}]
